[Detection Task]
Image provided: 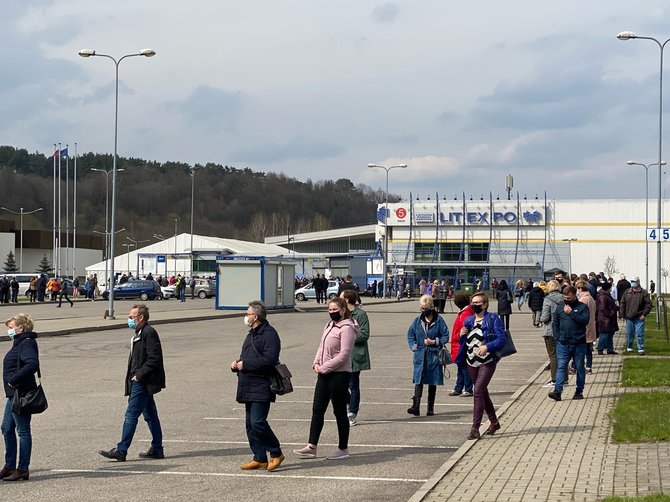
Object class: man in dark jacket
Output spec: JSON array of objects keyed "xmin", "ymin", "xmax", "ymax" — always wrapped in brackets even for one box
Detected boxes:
[
  {"xmin": 231, "ymin": 300, "xmax": 284, "ymax": 471},
  {"xmin": 337, "ymin": 275, "xmax": 357, "ymax": 296},
  {"xmin": 528, "ymin": 282, "xmax": 545, "ymax": 327},
  {"xmin": 616, "ymin": 274, "xmax": 631, "ymax": 307},
  {"xmin": 549, "ymin": 285, "xmax": 590, "ymax": 402},
  {"xmin": 99, "ymin": 304, "xmax": 166, "ymax": 461},
  {"xmin": 619, "ymin": 276, "xmax": 652, "ymax": 355}
]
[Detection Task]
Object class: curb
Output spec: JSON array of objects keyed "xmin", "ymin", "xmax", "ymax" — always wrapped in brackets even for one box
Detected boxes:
[{"xmin": 407, "ymin": 360, "xmax": 549, "ymax": 502}]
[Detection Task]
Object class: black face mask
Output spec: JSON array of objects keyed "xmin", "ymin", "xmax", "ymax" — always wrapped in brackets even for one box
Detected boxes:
[
  {"xmin": 556, "ymin": 278, "xmax": 563, "ymax": 284},
  {"xmin": 421, "ymin": 308, "xmax": 435, "ymax": 319},
  {"xmin": 329, "ymin": 311, "xmax": 342, "ymax": 322},
  {"xmin": 471, "ymin": 304, "xmax": 484, "ymax": 314}
]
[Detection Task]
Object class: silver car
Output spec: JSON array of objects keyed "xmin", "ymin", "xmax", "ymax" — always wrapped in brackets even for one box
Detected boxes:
[{"xmin": 295, "ymin": 280, "xmax": 339, "ymax": 301}]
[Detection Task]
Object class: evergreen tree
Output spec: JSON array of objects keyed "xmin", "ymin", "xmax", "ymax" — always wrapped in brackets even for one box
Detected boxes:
[
  {"xmin": 37, "ymin": 254, "xmax": 53, "ymax": 274},
  {"xmin": 3, "ymin": 251, "xmax": 18, "ymax": 273}
]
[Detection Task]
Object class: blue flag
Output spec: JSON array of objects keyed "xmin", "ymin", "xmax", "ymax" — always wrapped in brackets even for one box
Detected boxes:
[
  {"xmin": 60, "ymin": 147, "xmax": 68, "ymax": 158},
  {"xmin": 376, "ymin": 207, "xmax": 388, "ymax": 223}
]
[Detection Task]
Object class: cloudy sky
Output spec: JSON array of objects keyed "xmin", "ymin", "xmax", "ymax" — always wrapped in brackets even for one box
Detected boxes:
[{"xmin": 3, "ymin": 1, "xmax": 670, "ymax": 200}]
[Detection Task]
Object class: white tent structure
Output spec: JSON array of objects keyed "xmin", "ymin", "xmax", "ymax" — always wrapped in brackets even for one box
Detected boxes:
[{"xmin": 84, "ymin": 233, "xmax": 289, "ymax": 287}]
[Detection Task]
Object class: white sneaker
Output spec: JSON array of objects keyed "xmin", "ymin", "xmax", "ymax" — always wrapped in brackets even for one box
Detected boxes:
[
  {"xmin": 326, "ymin": 449, "xmax": 350, "ymax": 460},
  {"xmin": 542, "ymin": 381, "xmax": 556, "ymax": 388},
  {"xmin": 626, "ymin": 347, "xmax": 634, "ymax": 352},
  {"xmin": 348, "ymin": 412, "xmax": 357, "ymax": 426}
]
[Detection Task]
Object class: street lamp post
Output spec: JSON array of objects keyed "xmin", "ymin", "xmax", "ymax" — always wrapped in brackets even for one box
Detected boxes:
[
  {"xmin": 368, "ymin": 163, "xmax": 407, "ymax": 298},
  {"xmin": 79, "ymin": 47, "xmax": 156, "ymax": 319},
  {"xmin": 562, "ymin": 238, "xmax": 577, "ymax": 274},
  {"xmin": 172, "ymin": 217, "xmax": 179, "ymax": 277},
  {"xmin": 122, "ymin": 243, "xmax": 135, "ymax": 273},
  {"xmin": 627, "ymin": 160, "xmax": 666, "ymax": 289},
  {"xmin": 126, "ymin": 236, "xmax": 150, "ymax": 277},
  {"xmin": 618, "ymin": 31, "xmax": 670, "ymax": 315},
  {"xmin": 189, "ymin": 167, "xmax": 197, "ymax": 280},
  {"xmin": 0, "ymin": 206, "xmax": 44, "ymax": 271}
]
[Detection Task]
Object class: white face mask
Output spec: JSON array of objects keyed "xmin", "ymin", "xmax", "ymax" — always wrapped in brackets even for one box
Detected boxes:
[
  {"xmin": 244, "ymin": 316, "xmax": 251, "ymax": 327},
  {"xmin": 7, "ymin": 329, "xmax": 16, "ymax": 339}
]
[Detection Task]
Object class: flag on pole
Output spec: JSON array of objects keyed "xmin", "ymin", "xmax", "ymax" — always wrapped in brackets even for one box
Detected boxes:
[
  {"xmin": 60, "ymin": 147, "xmax": 68, "ymax": 158},
  {"xmin": 52, "ymin": 149, "xmax": 60, "ymax": 158}
]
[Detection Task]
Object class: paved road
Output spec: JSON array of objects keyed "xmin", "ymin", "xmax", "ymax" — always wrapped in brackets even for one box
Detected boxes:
[{"xmin": 0, "ymin": 299, "xmax": 546, "ymax": 501}]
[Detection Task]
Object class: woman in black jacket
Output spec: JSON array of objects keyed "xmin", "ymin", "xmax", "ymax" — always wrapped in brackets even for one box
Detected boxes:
[
  {"xmin": 2, "ymin": 313, "xmax": 39, "ymax": 481},
  {"xmin": 495, "ymin": 280, "xmax": 513, "ymax": 330},
  {"xmin": 231, "ymin": 301, "xmax": 284, "ymax": 472}
]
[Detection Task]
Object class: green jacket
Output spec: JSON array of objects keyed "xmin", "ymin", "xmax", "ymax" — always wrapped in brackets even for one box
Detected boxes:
[{"xmin": 350, "ymin": 305, "xmax": 371, "ymax": 372}]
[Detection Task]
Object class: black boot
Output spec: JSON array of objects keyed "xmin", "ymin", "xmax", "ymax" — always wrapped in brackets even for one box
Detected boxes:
[
  {"xmin": 426, "ymin": 385, "xmax": 436, "ymax": 416},
  {"xmin": 407, "ymin": 385, "xmax": 423, "ymax": 416}
]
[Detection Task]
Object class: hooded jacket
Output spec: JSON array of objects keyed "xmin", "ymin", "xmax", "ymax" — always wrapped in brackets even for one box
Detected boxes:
[
  {"xmin": 313, "ymin": 318, "xmax": 358, "ymax": 373},
  {"xmin": 3, "ymin": 332, "xmax": 39, "ymax": 399},
  {"xmin": 578, "ymin": 290, "xmax": 597, "ymax": 343},
  {"xmin": 540, "ymin": 291, "xmax": 563, "ymax": 338},
  {"xmin": 407, "ymin": 312, "xmax": 450, "ymax": 385}
]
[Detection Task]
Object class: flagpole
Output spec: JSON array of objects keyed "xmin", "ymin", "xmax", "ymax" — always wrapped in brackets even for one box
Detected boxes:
[
  {"xmin": 52, "ymin": 144, "xmax": 57, "ymax": 275},
  {"xmin": 65, "ymin": 144, "xmax": 70, "ymax": 277},
  {"xmin": 73, "ymin": 143, "xmax": 78, "ymax": 280},
  {"xmin": 57, "ymin": 142, "xmax": 62, "ymax": 278}
]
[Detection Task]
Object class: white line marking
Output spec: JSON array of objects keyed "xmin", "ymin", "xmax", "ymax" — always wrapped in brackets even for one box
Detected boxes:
[
  {"xmin": 204, "ymin": 417, "xmax": 472, "ymax": 425},
  {"xmin": 49, "ymin": 469, "xmax": 427, "ymax": 483},
  {"xmin": 239, "ymin": 400, "xmax": 501, "ymax": 407},
  {"xmin": 145, "ymin": 439, "xmax": 458, "ymax": 450}
]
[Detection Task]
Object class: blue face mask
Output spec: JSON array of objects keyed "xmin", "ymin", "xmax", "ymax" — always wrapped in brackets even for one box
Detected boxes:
[
  {"xmin": 7, "ymin": 329, "xmax": 16, "ymax": 339},
  {"xmin": 127, "ymin": 318, "xmax": 136, "ymax": 329}
]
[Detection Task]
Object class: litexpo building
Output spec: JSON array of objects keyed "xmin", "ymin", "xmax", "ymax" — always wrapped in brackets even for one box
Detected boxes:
[{"xmin": 374, "ymin": 196, "xmax": 668, "ymax": 290}]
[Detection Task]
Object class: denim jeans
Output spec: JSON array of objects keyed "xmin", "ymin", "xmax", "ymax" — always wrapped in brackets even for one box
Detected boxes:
[
  {"xmin": 348, "ymin": 371, "xmax": 361, "ymax": 415},
  {"xmin": 179, "ymin": 289, "xmax": 185, "ymax": 302},
  {"xmin": 309, "ymin": 372, "xmax": 350, "ymax": 450},
  {"xmin": 1, "ymin": 398, "xmax": 32, "ymax": 471},
  {"xmin": 453, "ymin": 363, "xmax": 473, "ymax": 393},
  {"xmin": 245, "ymin": 401, "xmax": 281, "ymax": 463},
  {"xmin": 532, "ymin": 310, "xmax": 542, "ymax": 325},
  {"xmin": 467, "ymin": 362, "xmax": 497, "ymax": 428},
  {"xmin": 554, "ymin": 342, "xmax": 587, "ymax": 395},
  {"xmin": 585, "ymin": 343, "xmax": 593, "ymax": 369},
  {"xmin": 117, "ymin": 381, "xmax": 163, "ymax": 454},
  {"xmin": 626, "ymin": 318, "xmax": 645, "ymax": 351},
  {"xmin": 11, "ymin": 290, "xmax": 18, "ymax": 303},
  {"xmin": 597, "ymin": 332, "xmax": 615, "ymax": 353}
]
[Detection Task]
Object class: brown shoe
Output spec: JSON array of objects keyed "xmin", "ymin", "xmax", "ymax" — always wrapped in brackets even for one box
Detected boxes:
[
  {"xmin": 240, "ymin": 459, "xmax": 268, "ymax": 470},
  {"xmin": 0, "ymin": 467, "xmax": 15, "ymax": 479},
  {"xmin": 467, "ymin": 428, "xmax": 480, "ymax": 440},
  {"xmin": 267, "ymin": 453, "xmax": 285, "ymax": 472},
  {"xmin": 483, "ymin": 421, "xmax": 501, "ymax": 436},
  {"xmin": 3, "ymin": 468, "xmax": 29, "ymax": 481}
]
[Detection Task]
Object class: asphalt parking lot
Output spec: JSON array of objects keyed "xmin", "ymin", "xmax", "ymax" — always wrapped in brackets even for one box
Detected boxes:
[{"xmin": 0, "ymin": 300, "xmax": 546, "ymax": 501}]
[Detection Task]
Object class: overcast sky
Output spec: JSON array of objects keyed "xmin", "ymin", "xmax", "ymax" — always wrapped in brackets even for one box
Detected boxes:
[{"xmin": 3, "ymin": 1, "xmax": 670, "ymax": 200}]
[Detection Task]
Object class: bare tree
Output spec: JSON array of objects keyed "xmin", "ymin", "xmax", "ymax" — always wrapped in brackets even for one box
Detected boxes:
[{"xmin": 603, "ymin": 256, "xmax": 618, "ymax": 278}]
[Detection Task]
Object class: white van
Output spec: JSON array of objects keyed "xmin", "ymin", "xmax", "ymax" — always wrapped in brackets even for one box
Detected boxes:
[{"xmin": 0, "ymin": 274, "xmax": 36, "ymax": 297}]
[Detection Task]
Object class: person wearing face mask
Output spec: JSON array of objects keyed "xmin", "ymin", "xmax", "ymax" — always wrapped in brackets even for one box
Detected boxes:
[
  {"xmin": 2, "ymin": 313, "xmax": 40, "ymax": 481},
  {"xmin": 548, "ymin": 286, "xmax": 590, "ymax": 401},
  {"xmin": 619, "ymin": 276, "xmax": 652, "ymax": 355},
  {"xmin": 406, "ymin": 295, "xmax": 450, "ymax": 417},
  {"xmin": 231, "ymin": 301, "xmax": 284, "ymax": 471},
  {"xmin": 456, "ymin": 293, "xmax": 506, "ymax": 440},
  {"xmin": 99, "ymin": 304, "xmax": 165, "ymax": 462},
  {"xmin": 293, "ymin": 297, "xmax": 357, "ymax": 461},
  {"xmin": 340, "ymin": 290, "xmax": 370, "ymax": 427}
]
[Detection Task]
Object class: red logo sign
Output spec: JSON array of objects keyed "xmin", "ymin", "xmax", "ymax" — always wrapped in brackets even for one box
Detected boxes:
[{"xmin": 396, "ymin": 208, "xmax": 407, "ymax": 219}]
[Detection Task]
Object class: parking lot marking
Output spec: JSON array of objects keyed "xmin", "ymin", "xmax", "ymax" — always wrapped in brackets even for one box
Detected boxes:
[
  {"xmin": 231, "ymin": 400, "xmax": 503, "ymax": 407},
  {"xmin": 50, "ymin": 469, "xmax": 428, "ymax": 483},
  {"xmin": 204, "ymin": 417, "xmax": 472, "ymax": 425},
  {"xmin": 146, "ymin": 439, "xmax": 459, "ymax": 450}
]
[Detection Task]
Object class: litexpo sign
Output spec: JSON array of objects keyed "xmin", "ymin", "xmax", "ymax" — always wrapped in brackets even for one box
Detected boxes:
[{"xmin": 382, "ymin": 202, "xmax": 545, "ymax": 226}]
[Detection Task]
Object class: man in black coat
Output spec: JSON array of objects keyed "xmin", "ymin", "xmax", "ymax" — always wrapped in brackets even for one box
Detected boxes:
[
  {"xmin": 231, "ymin": 300, "xmax": 284, "ymax": 471},
  {"xmin": 99, "ymin": 304, "xmax": 166, "ymax": 462}
]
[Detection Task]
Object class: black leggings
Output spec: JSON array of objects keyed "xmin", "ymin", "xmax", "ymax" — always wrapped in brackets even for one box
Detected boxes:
[
  {"xmin": 499, "ymin": 313, "xmax": 510, "ymax": 330},
  {"xmin": 309, "ymin": 371, "xmax": 350, "ymax": 450}
]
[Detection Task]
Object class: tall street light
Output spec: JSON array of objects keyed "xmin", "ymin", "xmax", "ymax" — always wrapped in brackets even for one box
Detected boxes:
[
  {"xmin": 562, "ymin": 238, "xmax": 577, "ymax": 274},
  {"xmin": 79, "ymin": 47, "xmax": 156, "ymax": 319},
  {"xmin": 127, "ymin": 236, "xmax": 150, "ymax": 276},
  {"xmin": 172, "ymin": 217, "xmax": 180, "ymax": 277},
  {"xmin": 189, "ymin": 167, "xmax": 198, "ymax": 280},
  {"xmin": 368, "ymin": 163, "xmax": 407, "ymax": 298},
  {"xmin": 122, "ymin": 243, "xmax": 135, "ymax": 273},
  {"xmin": 627, "ymin": 160, "xmax": 666, "ymax": 289},
  {"xmin": 618, "ymin": 31, "xmax": 670, "ymax": 311},
  {"xmin": 91, "ymin": 168, "xmax": 124, "ymax": 289},
  {"xmin": 0, "ymin": 206, "xmax": 43, "ymax": 271}
]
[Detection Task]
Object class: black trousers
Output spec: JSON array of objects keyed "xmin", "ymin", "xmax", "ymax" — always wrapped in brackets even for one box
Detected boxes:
[{"xmin": 309, "ymin": 371, "xmax": 350, "ymax": 450}]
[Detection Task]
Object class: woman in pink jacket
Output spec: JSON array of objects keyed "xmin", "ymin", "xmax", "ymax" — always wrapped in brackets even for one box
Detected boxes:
[{"xmin": 293, "ymin": 297, "xmax": 358, "ymax": 460}]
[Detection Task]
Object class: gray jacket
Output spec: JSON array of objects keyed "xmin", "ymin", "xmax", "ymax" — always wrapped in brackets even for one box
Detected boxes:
[{"xmin": 540, "ymin": 291, "xmax": 563, "ymax": 338}]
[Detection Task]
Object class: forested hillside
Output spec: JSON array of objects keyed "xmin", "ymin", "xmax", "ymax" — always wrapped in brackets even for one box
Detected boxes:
[{"xmin": 0, "ymin": 146, "xmax": 391, "ymax": 242}]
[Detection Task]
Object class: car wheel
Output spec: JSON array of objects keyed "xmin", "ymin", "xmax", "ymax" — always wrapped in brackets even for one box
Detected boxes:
[
  {"xmin": 328, "ymin": 293, "xmax": 337, "ymax": 299},
  {"xmin": 140, "ymin": 292, "xmax": 149, "ymax": 301},
  {"xmin": 198, "ymin": 290, "xmax": 207, "ymax": 299},
  {"xmin": 296, "ymin": 293, "xmax": 306, "ymax": 301}
]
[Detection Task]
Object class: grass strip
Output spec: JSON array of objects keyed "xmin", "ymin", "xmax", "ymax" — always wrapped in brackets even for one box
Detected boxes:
[
  {"xmin": 622, "ymin": 359, "xmax": 670, "ymax": 387},
  {"xmin": 611, "ymin": 392, "xmax": 670, "ymax": 442}
]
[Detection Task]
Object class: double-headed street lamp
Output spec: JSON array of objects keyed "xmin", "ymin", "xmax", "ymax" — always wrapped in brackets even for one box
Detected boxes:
[
  {"xmin": 618, "ymin": 31, "xmax": 670, "ymax": 309},
  {"xmin": 562, "ymin": 238, "xmax": 577, "ymax": 274},
  {"xmin": 79, "ymin": 47, "xmax": 156, "ymax": 319},
  {"xmin": 627, "ymin": 160, "xmax": 666, "ymax": 289},
  {"xmin": 127, "ymin": 236, "xmax": 150, "ymax": 276},
  {"xmin": 368, "ymin": 163, "xmax": 407, "ymax": 298},
  {"xmin": 0, "ymin": 206, "xmax": 43, "ymax": 271},
  {"xmin": 91, "ymin": 168, "xmax": 124, "ymax": 287}
]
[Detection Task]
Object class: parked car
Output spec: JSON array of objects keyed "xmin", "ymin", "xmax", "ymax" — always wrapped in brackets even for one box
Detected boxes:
[
  {"xmin": 160, "ymin": 285, "xmax": 175, "ymax": 299},
  {"xmin": 188, "ymin": 278, "xmax": 216, "ymax": 299},
  {"xmin": 295, "ymin": 280, "xmax": 339, "ymax": 301},
  {"xmin": 61, "ymin": 278, "xmax": 87, "ymax": 297},
  {"xmin": 1, "ymin": 274, "xmax": 35, "ymax": 297},
  {"xmin": 102, "ymin": 280, "xmax": 162, "ymax": 301}
]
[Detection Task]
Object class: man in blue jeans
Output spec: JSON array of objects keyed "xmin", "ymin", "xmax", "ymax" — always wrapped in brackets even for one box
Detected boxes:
[
  {"xmin": 548, "ymin": 285, "xmax": 590, "ymax": 401},
  {"xmin": 619, "ymin": 276, "xmax": 652, "ymax": 355},
  {"xmin": 99, "ymin": 304, "xmax": 166, "ymax": 461}
]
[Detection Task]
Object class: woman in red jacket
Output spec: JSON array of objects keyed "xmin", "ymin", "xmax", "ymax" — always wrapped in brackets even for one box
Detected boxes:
[{"xmin": 448, "ymin": 293, "xmax": 474, "ymax": 397}]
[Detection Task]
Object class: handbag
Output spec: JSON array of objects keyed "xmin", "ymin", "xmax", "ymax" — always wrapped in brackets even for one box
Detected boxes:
[
  {"xmin": 269, "ymin": 363, "xmax": 293, "ymax": 395},
  {"xmin": 438, "ymin": 346, "xmax": 453, "ymax": 366},
  {"xmin": 11, "ymin": 345, "xmax": 48, "ymax": 415},
  {"xmin": 486, "ymin": 316, "xmax": 517, "ymax": 360}
]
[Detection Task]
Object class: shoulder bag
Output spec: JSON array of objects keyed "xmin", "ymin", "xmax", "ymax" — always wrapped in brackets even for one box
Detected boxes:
[
  {"xmin": 12, "ymin": 345, "xmax": 48, "ymax": 415},
  {"xmin": 486, "ymin": 315, "xmax": 517, "ymax": 359},
  {"xmin": 249, "ymin": 337, "xmax": 294, "ymax": 395}
]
